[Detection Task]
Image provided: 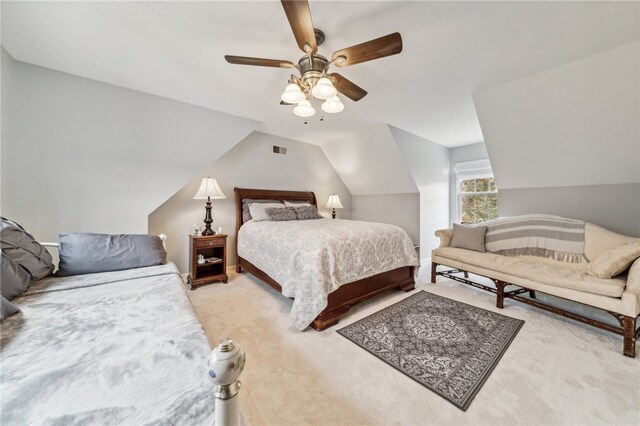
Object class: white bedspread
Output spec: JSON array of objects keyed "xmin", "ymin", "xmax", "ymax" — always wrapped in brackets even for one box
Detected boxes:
[
  {"xmin": 1, "ymin": 263, "xmax": 215, "ymax": 425},
  {"xmin": 238, "ymin": 219, "xmax": 419, "ymax": 330}
]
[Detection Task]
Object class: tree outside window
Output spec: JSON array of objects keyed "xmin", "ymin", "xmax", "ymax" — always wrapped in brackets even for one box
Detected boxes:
[{"xmin": 458, "ymin": 176, "xmax": 498, "ymax": 223}]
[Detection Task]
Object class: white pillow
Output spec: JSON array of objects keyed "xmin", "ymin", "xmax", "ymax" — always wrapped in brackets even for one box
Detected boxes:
[
  {"xmin": 586, "ymin": 243, "xmax": 640, "ymax": 278},
  {"xmin": 284, "ymin": 201, "xmax": 311, "ymax": 207},
  {"xmin": 248, "ymin": 203, "xmax": 287, "ymax": 222}
]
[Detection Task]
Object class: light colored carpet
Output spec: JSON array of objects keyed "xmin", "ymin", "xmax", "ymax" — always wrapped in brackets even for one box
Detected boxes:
[{"xmin": 186, "ymin": 267, "xmax": 640, "ymax": 426}]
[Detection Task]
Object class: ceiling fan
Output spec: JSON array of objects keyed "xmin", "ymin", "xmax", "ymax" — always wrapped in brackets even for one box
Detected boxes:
[{"xmin": 225, "ymin": 0, "xmax": 403, "ymax": 122}]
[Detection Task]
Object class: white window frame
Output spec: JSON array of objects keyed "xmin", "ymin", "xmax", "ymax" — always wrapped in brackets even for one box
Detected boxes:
[{"xmin": 454, "ymin": 159, "xmax": 497, "ymax": 224}]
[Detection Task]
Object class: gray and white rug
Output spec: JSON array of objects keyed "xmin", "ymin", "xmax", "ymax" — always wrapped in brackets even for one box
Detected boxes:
[{"xmin": 337, "ymin": 291, "xmax": 524, "ymax": 411}]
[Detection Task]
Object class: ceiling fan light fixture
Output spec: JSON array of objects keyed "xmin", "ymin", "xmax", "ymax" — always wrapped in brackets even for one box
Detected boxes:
[
  {"xmin": 294, "ymin": 100, "xmax": 316, "ymax": 118},
  {"xmin": 281, "ymin": 83, "xmax": 306, "ymax": 104},
  {"xmin": 311, "ymin": 77, "xmax": 337, "ymax": 100},
  {"xmin": 321, "ymin": 96, "xmax": 344, "ymax": 114}
]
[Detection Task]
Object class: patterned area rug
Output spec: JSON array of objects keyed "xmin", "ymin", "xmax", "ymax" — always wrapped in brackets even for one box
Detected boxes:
[{"xmin": 338, "ymin": 291, "xmax": 524, "ymax": 411}]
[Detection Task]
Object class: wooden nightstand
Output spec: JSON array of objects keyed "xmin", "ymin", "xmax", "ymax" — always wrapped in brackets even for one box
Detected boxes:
[{"xmin": 188, "ymin": 234, "xmax": 228, "ymax": 290}]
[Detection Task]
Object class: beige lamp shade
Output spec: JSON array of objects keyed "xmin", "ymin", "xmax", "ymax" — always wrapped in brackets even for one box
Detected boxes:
[
  {"xmin": 325, "ymin": 194, "xmax": 343, "ymax": 209},
  {"xmin": 194, "ymin": 178, "xmax": 226, "ymax": 200}
]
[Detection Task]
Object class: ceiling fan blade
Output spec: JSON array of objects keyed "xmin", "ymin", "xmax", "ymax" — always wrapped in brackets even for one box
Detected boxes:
[
  {"xmin": 329, "ymin": 73, "xmax": 367, "ymax": 101},
  {"xmin": 331, "ymin": 32, "xmax": 402, "ymax": 67},
  {"xmin": 225, "ymin": 55, "xmax": 295, "ymax": 69},
  {"xmin": 281, "ymin": 0, "xmax": 318, "ymax": 54}
]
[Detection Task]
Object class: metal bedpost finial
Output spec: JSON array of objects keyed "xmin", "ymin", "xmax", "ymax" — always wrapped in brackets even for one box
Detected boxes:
[{"xmin": 216, "ymin": 338, "xmax": 236, "ymax": 352}]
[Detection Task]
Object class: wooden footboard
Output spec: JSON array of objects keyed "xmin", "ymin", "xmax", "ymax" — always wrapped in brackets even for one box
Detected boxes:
[
  {"xmin": 239, "ymin": 256, "xmax": 415, "ymax": 331},
  {"xmin": 313, "ymin": 265, "xmax": 415, "ymax": 331}
]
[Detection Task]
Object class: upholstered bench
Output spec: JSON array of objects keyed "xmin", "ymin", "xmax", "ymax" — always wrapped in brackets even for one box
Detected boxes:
[{"xmin": 432, "ymin": 219, "xmax": 640, "ymax": 357}]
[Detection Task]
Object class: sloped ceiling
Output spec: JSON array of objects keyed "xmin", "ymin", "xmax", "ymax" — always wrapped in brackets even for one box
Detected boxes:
[
  {"xmin": 2, "ymin": 1, "xmax": 638, "ymax": 147},
  {"xmin": 2, "ymin": 50, "xmax": 259, "ymax": 239},
  {"xmin": 320, "ymin": 124, "xmax": 417, "ymax": 195},
  {"xmin": 474, "ymin": 41, "xmax": 640, "ymax": 190}
]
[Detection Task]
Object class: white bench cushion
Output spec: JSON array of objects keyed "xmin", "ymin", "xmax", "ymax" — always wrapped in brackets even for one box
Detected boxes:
[{"xmin": 434, "ymin": 247, "xmax": 626, "ymax": 298}]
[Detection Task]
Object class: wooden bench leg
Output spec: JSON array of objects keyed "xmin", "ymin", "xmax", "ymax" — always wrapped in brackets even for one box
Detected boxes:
[
  {"xmin": 463, "ymin": 271, "xmax": 469, "ymax": 278},
  {"xmin": 529, "ymin": 290, "xmax": 536, "ymax": 299},
  {"xmin": 431, "ymin": 262, "xmax": 437, "ymax": 284},
  {"xmin": 622, "ymin": 316, "xmax": 637, "ymax": 358},
  {"xmin": 495, "ymin": 280, "xmax": 505, "ymax": 309}
]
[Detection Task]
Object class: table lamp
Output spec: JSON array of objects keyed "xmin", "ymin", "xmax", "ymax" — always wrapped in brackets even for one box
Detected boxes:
[
  {"xmin": 194, "ymin": 177, "xmax": 226, "ymax": 235},
  {"xmin": 326, "ymin": 194, "xmax": 343, "ymax": 219}
]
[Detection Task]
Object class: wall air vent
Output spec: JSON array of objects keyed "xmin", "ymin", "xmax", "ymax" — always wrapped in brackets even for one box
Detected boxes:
[{"xmin": 272, "ymin": 145, "xmax": 288, "ymax": 155}]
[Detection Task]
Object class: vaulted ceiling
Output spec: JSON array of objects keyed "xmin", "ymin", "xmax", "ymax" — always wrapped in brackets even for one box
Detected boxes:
[{"xmin": 2, "ymin": 1, "xmax": 638, "ymax": 147}]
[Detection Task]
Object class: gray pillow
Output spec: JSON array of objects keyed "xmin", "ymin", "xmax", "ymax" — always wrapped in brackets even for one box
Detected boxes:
[
  {"xmin": 0, "ymin": 218, "xmax": 54, "ymax": 280},
  {"xmin": 242, "ymin": 199, "xmax": 281, "ymax": 223},
  {"xmin": 294, "ymin": 205, "xmax": 320, "ymax": 221},
  {"xmin": 1, "ymin": 251, "xmax": 32, "ymax": 300},
  {"xmin": 265, "ymin": 207, "xmax": 297, "ymax": 222},
  {"xmin": 450, "ymin": 223, "xmax": 487, "ymax": 252},
  {"xmin": 1, "ymin": 296, "xmax": 20, "ymax": 321},
  {"xmin": 56, "ymin": 233, "xmax": 167, "ymax": 277}
]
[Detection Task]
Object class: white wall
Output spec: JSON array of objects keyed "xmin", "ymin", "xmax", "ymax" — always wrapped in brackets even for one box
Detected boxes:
[
  {"xmin": 473, "ymin": 41, "xmax": 640, "ymax": 235},
  {"xmin": 1, "ymin": 48, "xmax": 15, "ymax": 213},
  {"xmin": 1, "ymin": 52, "xmax": 258, "ymax": 243},
  {"xmin": 149, "ymin": 132, "xmax": 351, "ymax": 272},
  {"xmin": 351, "ymin": 193, "xmax": 420, "ymax": 245},
  {"xmin": 499, "ymin": 184, "xmax": 640, "ymax": 237},
  {"xmin": 389, "ymin": 126, "xmax": 449, "ymax": 260},
  {"xmin": 448, "ymin": 143, "xmax": 489, "ymax": 225}
]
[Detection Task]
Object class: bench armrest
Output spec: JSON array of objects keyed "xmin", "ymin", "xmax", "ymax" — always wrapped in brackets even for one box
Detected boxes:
[
  {"xmin": 626, "ymin": 258, "xmax": 640, "ymax": 295},
  {"xmin": 434, "ymin": 228, "xmax": 453, "ymax": 248},
  {"xmin": 622, "ymin": 258, "xmax": 640, "ymax": 317}
]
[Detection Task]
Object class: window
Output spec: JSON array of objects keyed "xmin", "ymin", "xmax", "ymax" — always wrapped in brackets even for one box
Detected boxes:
[
  {"xmin": 458, "ymin": 176, "xmax": 498, "ymax": 223},
  {"xmin": 455, "ymin": 159, "xmax": 498, "ymax": 224}
]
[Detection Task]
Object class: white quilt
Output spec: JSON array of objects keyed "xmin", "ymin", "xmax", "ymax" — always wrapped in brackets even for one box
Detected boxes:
[
  {"xmin": 238, "ymin": 219, "xmax": 419, "ymax": 330},
  {"xmin": 1, "ymin": 263, "xmax": 215, "ymax": 425}
]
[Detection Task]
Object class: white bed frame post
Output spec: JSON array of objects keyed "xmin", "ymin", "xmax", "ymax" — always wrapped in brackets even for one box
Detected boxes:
[{"xmin": 208, "ymin": 339, "xmax": 245, "ymax": 426}]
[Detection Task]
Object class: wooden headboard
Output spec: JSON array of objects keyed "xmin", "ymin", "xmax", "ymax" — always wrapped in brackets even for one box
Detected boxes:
[{"xmin": 234, "ymin": 187, "xmax": 317, "ymax": 234}]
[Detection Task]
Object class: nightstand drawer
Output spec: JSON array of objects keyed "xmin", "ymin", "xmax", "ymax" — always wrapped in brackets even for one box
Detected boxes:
[{"xmin": 193, "ymin": 237, "xmax": 225, "ymax": 249}]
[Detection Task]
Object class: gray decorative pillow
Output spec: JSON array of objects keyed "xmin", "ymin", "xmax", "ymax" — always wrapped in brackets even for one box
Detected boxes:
[
  {"xmin": 265, "ymin": 207, "xmax": 297, "ymax": 222},
  {"xmin": 0, "ymin": 218, "xmax": 54, "ymax": 280},
  {"xmin": 450, "ymin": 223, "xmax": 487, "ymax": 253},
  {"xmin": 242, "ymin": 199, "xmax": 281, "ymax": 223},
  {"xmin": 56, "ymin": 233, "xmax": 167, "ymax": 277},
  {"xmin": 1, "ymin": 251, "xmax": 32, "ymax": 300},
  {"xmin": 1, "ymin": 296, "xmax": 20, "ymax": 321},
  {"xmin": 294, "ymin": 205, "xmax": 320, "ymax": 221}
]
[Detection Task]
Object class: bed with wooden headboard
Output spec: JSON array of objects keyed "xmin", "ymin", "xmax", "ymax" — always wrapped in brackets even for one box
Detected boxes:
[{"xmin": 234, "ymin": 187, "xmax": 417, "ymax": 331}]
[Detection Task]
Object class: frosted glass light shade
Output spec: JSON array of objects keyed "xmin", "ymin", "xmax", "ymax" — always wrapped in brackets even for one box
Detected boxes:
[
  {"xmin": 321, "ymin": 96, "xmax": 344, "ymax": 114},
  {"xmin": 325, "ymin": 194, "xmax": 343, "ymax": 209},
  {"xmin": 294, "ymin": 100, "xmax": 315, "ymax": 118},
  {"xmin": 194, "ymin": 178, "xmax": 226, "ymax": 200},
  {"xmin": 281, "ymin": 83, "xmax": 305, "ymax": 104},
  {"xmin": 311, "ymin": 77, "xmax": 337, "ymax": 100}
]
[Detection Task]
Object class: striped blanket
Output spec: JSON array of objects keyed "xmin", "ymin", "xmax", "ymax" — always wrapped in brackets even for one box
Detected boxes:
[{"xmin": 484, "ymin": 214, "xmax": 587, "ymax": 263}]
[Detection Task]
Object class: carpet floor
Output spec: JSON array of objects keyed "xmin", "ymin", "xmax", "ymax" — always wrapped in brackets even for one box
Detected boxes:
[{"xmin": 186, "ymin": 267, "xmax": 640, "ymax": 426}]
